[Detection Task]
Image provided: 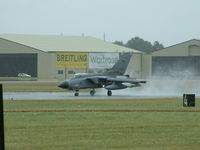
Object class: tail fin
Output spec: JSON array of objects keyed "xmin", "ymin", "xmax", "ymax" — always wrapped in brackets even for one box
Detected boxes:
[{"xmin": 103, "ymin": 52, "xmax": 133, "ymax": 75}]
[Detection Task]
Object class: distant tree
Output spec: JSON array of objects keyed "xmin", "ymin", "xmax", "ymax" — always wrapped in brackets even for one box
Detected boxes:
[
  {"xmin": 113, "ymin": 37, "xmax": 164, "ymax": 53},
  {"xmin": 125, "ymin": 37, "xmax": 147, "ymax": 53},
  {"xmin": 152, "ymin": 41, "xmax": 164, "ymax": 51},
  {"xmin": 113, "ymin": 41, "xmax": 124, "ymax": 46},
  {"xmin": 125, "ymin": 37, "xmax": 164, "ymax": 53}
]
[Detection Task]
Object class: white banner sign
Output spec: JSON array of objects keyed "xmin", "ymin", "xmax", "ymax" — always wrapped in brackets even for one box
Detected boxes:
[{"xmin": 89, "ymin": 53, "xmax": 119, "ymax": 69}]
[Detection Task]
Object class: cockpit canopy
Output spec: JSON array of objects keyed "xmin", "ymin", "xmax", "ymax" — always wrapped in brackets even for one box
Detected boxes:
[{"xmin": 74, "ymin": 73, "xmax": 88, "ymax": 78}]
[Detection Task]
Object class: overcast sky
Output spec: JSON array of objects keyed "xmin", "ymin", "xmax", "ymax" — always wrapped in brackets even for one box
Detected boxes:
[{"xmin": 0, "ymin": 0, "xmax": 200, "ymax": 46}]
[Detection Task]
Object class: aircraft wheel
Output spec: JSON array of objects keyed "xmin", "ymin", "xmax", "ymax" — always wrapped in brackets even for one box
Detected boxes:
[
  {"xmin": 107, "ymin": 90, "xmax": 112, "ymax": 96},
  {"xmin": 90, "ymin": 89, "xmax": 95, "ymax": 96},
  {"xmin": 74, "ymin": 92, "xmax": 79, "ymax": 96}
]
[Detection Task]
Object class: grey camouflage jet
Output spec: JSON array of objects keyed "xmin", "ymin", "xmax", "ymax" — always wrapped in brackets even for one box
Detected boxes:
[{"xmin": 58, "ymin": 53, "xmax": 146, "ymax": 96}]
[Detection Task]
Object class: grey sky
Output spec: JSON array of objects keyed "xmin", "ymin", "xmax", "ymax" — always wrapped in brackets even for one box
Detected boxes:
[{"xmin": 0, "ymin": 0, "xmax": 200, "ymax": 46}]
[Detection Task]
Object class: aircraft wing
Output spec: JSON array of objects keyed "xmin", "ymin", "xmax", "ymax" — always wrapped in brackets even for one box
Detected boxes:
[
  {"xmin": 86, "ymin": 76, "xmax": 107, "ymax": 84},
  {"xmin": 86, "ymin": 76, "xmax": 146, "ymax": 84},
  {"xmin": 106, "ymin": 77, "xmax": 146, "ymax": 84}
]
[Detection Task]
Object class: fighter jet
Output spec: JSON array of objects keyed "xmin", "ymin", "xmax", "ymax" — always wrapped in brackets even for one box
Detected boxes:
[{"xmin": 58, "ymin": 53, "xmax": 146, "ymax": 96}]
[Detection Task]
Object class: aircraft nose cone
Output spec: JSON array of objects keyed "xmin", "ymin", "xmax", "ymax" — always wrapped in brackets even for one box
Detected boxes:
[{"xmin": 58, "ymin": 81, "xmax": 69, "ymax": 89}]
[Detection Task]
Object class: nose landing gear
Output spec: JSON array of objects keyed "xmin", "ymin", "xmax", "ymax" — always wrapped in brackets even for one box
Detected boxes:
[{"xmin": 74, "ymin": 90, "xmax": 79, "ymax": 96}]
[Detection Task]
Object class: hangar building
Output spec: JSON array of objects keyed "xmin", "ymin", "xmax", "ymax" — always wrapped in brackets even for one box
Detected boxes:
[
  {"xmin": 142, "ymin": 39, "xmax": 200, "ymax": 79},
  {"xmin": 0, "ymin": 34, "xmax": 142, "ymax": 80}
]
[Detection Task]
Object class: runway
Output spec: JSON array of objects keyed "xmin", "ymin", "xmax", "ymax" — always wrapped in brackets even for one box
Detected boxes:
[
  {"xmin": 3, "ymin": 79, "xmax": 200, "ymax": 100},
  {"xmin": 3, "ymin": 91, "xmax": 188, "ymax": 100}
]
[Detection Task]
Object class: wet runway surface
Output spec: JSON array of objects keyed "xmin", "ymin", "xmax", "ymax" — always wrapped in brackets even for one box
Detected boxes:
[
  {"xmin": 3, "ymin": 92, "xmax": 188, "ymax": 100},
  {"xmin": 2, "ymin": 79, "xmax": 200, "ymax": 100}
]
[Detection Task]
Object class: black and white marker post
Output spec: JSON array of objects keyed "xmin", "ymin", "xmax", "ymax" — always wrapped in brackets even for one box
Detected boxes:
[{"xmin": 0, "ymin": 84, "xmax": 5, "ymax": 150}]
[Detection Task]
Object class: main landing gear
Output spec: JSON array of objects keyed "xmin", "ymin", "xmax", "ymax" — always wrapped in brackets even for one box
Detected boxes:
[
  {"xmin": 107, "ymin": 90, "xmax": 112, "ymax": 96},
  {"xmin": 90, "ymin": 89, "xmax": 96, "ymax": 96},
  {"xmin": 74, "ymin": 90, "xmax": 79, "ymax": 96},
  {"xmin": 74, "ymin": 89, "xmax": 112, "ymax": 96}
]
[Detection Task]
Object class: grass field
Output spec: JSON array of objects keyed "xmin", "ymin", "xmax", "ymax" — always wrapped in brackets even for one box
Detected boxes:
[{"xmin": 4, "ymin": 98, "xmax": 200, "ymax": 150}]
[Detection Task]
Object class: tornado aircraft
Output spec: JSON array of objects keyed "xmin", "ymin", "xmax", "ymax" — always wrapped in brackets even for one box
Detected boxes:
[{"xmin": 58, "ymin": 53, "xmax": 146, "ymax": 96}]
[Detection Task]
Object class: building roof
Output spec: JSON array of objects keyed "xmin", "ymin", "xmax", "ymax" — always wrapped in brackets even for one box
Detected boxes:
[
  {"xmin": 151, "ymin": 39, "xmax": 200, "ymax": 54},
  {"xmin": 0, "ymin": 34, "xmax": 141, "ymax": 53}
]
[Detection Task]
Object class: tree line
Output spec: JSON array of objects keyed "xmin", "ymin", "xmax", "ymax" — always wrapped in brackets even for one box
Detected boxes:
[{"xmin": 113, "ymin": 37, "xmax": 164, "ymax": 53}]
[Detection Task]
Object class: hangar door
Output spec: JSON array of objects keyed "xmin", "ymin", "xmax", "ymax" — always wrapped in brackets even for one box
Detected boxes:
[
  {"xmin": 152, "ymin": 56, "xmax": 200, "ymax": 78},
  {"xmin": 0, "ymin": 53, "xmax": 37, "ymax": 77}
]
